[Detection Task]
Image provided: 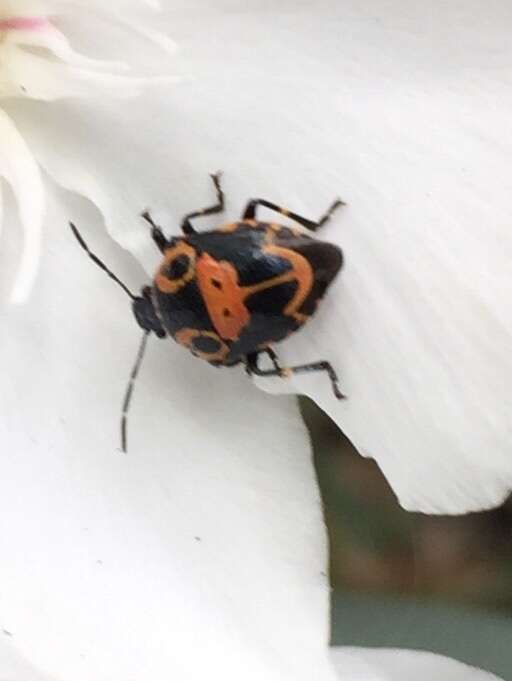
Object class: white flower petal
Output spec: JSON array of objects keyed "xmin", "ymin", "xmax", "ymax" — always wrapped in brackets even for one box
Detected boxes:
[
  {"xmin": 0, "ymin": 638, "xmax": 56, "ymax": 681},
  {"xmin": 11, "ymin": 0, "xmax": 512, "ymax": 514},
  {"xmin": 79, "ymin": 6, "xmax": 178, "ymax": 56},
  {"xmin": 54, "ymin": 0, "xmax": 162, "ymax": 11},
  {"xmin": 4, "ymin": 21, "xmax": 129, "ymax": 72},
  {"xmin": 0, "ymin": 2, "xmax": 182, "ymax": 300},
  {"xmin": 332, "ymin": 648, "xmax": 504, "ymax": 681},
  {"xmin": 0, "ymin": 189, "xmax": 339, "ymax": 680},
  {"xmin": 4, "ymin": 43, "xmax": 179, "ymax": 100},
  {"xmin": 48, "ymin": 0, "xmax": 179, "ymax": 57},
  {"xmin": 0, "ymin": 0, "xmax": 163, "ymax": 17},
  {"xmin": 0, "ymin": 109, "xmax": 43, "ymax": 303}
]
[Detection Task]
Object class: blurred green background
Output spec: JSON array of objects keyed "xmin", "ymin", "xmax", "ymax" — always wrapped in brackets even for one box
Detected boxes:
[{"xmin": 301, "ymin": 399, "xmax": 512, "ymax": 678}]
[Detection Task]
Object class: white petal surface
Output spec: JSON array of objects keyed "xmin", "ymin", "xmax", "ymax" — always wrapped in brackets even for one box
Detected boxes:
[
  {"xmin": 8, "ymin": 0, "xmax": 512, "ymax": 513},
  {"xmin": 0, "ymin": 189, "xmax": 338, "ymax": 681},
  {"xmin": 4, "ymin": 44, "xmax": 179, "ymax": 100},
  {"xmin": 4, "ymin": 22, "xmax": 129, "ymax": 72},
  {"xmin": 331, "ymin": 648, "xmax": 504, "ymax": 681},
  {"xmin": 0, "ymin": 109, "xmax": 44, "ymax": 303},
  {"xmin": 0, "ymin": 1, "xmax": 182, "ymax": 301}
]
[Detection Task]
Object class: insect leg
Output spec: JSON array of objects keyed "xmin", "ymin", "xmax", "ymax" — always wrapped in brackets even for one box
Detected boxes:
[
  {"xmin": 261, "ymin": 347, "xmax": 282, "ymax": 372},
  {"xmin": 242, "ymin": 197, "xmax": 344, "ymax": 232},
  {"xmin": 180, "ymin": 172, "xmax": 225, "ymax": 235},
  {"xmin": 245, "ymin": 351, "xmax": 345, "ymax": 399},
  {"xmin": 316, "ymin": 198, "xmax": 345, "ymax": 230},
  {"xmin": 141, "ymin": 210, "xmax": 168, "ymax": 252}
]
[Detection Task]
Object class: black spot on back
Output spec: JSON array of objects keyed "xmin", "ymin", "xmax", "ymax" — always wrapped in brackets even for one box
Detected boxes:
[
  {"xmin": 193, "ymin": 335, "xmax": 222, "ymax": 354},
  {"xmin": 245, "ymin": 281, "xmax": 298, "ymax": 315}
]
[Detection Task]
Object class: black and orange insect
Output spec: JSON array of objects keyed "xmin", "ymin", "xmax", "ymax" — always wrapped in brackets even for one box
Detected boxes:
[{"xmin": 70, "ymin": 173, "xmax": 345, "ymax": 451}]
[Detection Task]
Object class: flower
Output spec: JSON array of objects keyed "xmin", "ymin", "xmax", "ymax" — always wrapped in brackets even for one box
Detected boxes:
[
  {"xmin": 0, "ymin": 1, "xmax": 509, "ymax": 680},
  {"xmin": 14, "ymin": 0, "xmax": 511, "ymax": 515},
  {"xmin": 0, "ymin": 0, "xmax": 179, "ymax": 303},
  {"xmin": 1, "ymin": 192, "xmax": 503, "ymax": 681}
]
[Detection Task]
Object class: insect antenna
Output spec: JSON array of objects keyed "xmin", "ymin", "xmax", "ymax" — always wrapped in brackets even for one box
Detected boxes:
[
  {"xmin": 69, "ymin": 222, "xmax": 136, "ymax": 300},
  {"xmin": 121, "ymin": 331, "xmax": 149, "ymax": 453}
]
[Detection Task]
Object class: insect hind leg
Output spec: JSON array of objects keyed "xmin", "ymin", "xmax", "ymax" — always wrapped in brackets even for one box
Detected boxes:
[
  {"xmin": 180, "ymin": 172, "xmax": 225, "ymax": 235},
  {"xmin": 242, "ymin": 197, "xmax": 344, "ymax": 232},
  {"xmin": 245, "ymin": 350, "xmax": 345, "ymax": 399},
  {"xmin": 316, "ymin": 198, "xmax": 345, "ymax": 230}
]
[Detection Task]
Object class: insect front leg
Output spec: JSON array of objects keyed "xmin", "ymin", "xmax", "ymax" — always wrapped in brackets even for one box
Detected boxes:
[
  {"xmin": 180, "ymin": 172, "xmax": 225, "ymax": 235},
  {"xmin": 245, "ymin": 350, "xmax": 345, "ymax": 399},
  {"xmin": 242, "ymin": 197, "xmax": 344, "ymax": 232},
  {"xmin": 141, "ymin": 210, "xmax": 169, "ymax": 253}
]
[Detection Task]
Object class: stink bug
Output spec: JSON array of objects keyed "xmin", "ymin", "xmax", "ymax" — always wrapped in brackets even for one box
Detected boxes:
[{"xmin": 70, "ymin": 173, "xmax": 345, "ymax": 451}]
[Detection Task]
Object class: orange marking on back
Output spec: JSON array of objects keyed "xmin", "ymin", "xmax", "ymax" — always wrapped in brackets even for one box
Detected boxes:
[
  {"xmin": 196, "ymin": 244, "xmax": 314, "ymax": 341},
  {"xmin": 218, "ymin": 222, "xmax": 240, "ymax": 233},
  {"xmin": 218, "ymin": 219, "xmax": 259, "ymax": 232},
  {"xmin": 196, "ymin": 253, "xmax": 250, "ymax": 341},
  {"xmin": 155, "ymin": 242, "xmax": 196, "ymax": 294},
  {"xmin": 244, "ymin": 244, "xmax": 313, "ymax": 321}
]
